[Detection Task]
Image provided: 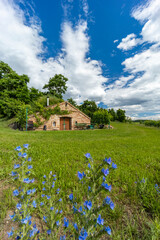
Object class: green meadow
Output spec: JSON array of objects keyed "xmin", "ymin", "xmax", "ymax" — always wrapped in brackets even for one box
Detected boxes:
[{"xmin": 0, "ymin": 120, "xmax": 160, "ymax": 239}]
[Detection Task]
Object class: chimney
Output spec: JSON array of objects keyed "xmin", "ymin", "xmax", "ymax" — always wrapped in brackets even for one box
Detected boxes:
[{"xmin": 47, "ymin": 96, "xmax": 49, "ymax": 106}]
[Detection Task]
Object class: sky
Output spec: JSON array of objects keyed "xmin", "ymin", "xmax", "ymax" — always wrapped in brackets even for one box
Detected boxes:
[{"xmin": 0, "ymin": 0, "xmax": 160, "ymax": 119}]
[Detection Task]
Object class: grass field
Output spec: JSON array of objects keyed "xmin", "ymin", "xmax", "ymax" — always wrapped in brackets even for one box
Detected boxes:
[{"xmin": 0, "ymin": 120, "xmax": 160, "ymax": 239}]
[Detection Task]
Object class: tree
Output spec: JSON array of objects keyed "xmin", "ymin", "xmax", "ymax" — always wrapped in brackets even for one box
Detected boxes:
[
  {"xmin": 92, "ymin": 109, "xmax": 109, "ymax": 125},
  {"xmin": 43, "ymin": 74, "xmax": 68, "ymax": 99},
  {"xmin": 116, "ymin": 109, "xmax": 126, "ymax": 122},
  {"xmin": 79, "ymin": 100, "xmax": 98, "ymax": 119},
  {"xmin": 67, "ymin": 98, "xmax": 77, "ymax": 107},
  {"xmin": 108, "ymin": 108, "xmax": 116, "ymax": 121}
]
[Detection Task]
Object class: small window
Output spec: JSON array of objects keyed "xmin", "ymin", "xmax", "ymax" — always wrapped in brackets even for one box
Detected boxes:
[
  {"xmin": 65, "ymin": 102, "xmax": 67, "ymax": 107},
  {"xmin": 53, "ymin": 121, "xmax": 56, "ymax": 127},
  {"xmin": 75, "ymin": 121, "xmax": 77, "ymax": 125}
]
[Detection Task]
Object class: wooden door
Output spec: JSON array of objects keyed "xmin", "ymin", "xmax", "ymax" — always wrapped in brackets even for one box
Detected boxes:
[{"xmin": 60, "ymin": 117, "xmax": 70, "ymax": 130}]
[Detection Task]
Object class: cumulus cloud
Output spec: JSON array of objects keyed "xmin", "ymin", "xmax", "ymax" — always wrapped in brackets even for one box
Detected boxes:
[
  {"xmin": 117, "ymin": 33, "xmax": 142, "ymax": 50},
  {"xmin": 105, "ymin": 0, "xmax": 160, "ymax": 119},
  {"xmin": 0, "ymin": 0, "xmax": 107, "ymax": 104}
]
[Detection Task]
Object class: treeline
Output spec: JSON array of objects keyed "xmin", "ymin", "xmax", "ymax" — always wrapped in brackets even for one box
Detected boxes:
[
  {"xmin": 144, "ymin": 120, "xmax": 160, "ymax": 128},
  {"xmin": 0, "ymin": 61, "xmax": 126, "ymax": 127}
]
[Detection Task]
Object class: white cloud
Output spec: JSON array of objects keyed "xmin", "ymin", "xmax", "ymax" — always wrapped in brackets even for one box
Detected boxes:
[
  {"xmin": 0, "ymin": 0, "xmax": 107, "ymax": 104},
  {"xmin": 114, "ymin": 39, "xmax": 118, "ymax": 43},
  {"xmin": 117, "ymin": 33, "xmax": 142, "ymax": 50}
]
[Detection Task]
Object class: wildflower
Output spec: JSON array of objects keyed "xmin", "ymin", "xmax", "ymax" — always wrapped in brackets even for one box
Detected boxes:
[
  {"xmin": 64, "ymin": 217, "xmax": 69, "ymax": 227},
  {"xmin": 56, "ymin": 209, "xmax": 59, "ymax": 214},
  {"xmin": 28, "ymin": 165, "xmax": 33, "ymax": 169},
  {"xmin": 73, "ymin": 223, "xmax": 78, "ymax": 231},
  {"xmin": 11, "ymin": 171, "xmax": 17, "ymax": 176},
  {"xmin": 60, "ymin": 235, "xmax": 66, "ymax": 240},
  {"xmin": 47, "ymin": 229, "xmax": 51, "ymax": 235},
  {"xmin": 73, "ymin": 206, "xmax": 78, "ymax": 213},
  {"xmin": 104, "ymin": 157, "xmax": 112, "ymax": 165},
  {"xmin": 59, "ymin": 198, "xmax": 62, "ymax": 202},
  {"xmin": 59, "ymin": 210, "xmax": 63, "ymax": 214},
  {"xmin": 18, "ymin": 152, "xmax": 22, "ymax": 157},
  {"xmin": 7, "ymin": 230, "xmax": 14, "ymax": 237},
  {"xmin": 88, "ymin": 186, "xmax": 91, "ymax": 191},
  {"xmin": 104, "ymin": 226, "xmax": 111, "ymax": 235},
  {"xmin": 84, "ymin": 200, "xmax": 92, "ymax": 210},
  {"xmin": 104, "ymin": 196, "xmax": 111, "ymax": 205},
  {"xmin": 14, "ymin": 164, "xmax": 20, "ymax": 169},
  {"xmin": 16, "ymin": 203, "xmax": 22, "ymax": 210},
  {"xmin": 69, "ymin": 193, "xmax": 73, "ymax": 201},
  {"xmin": 23, "ymin": 144, "xmax": 29, "ymax": 149},
  {"xmin": 102, "ymin": 182, "xmax": 112, "ymax": 191},
  {"xmin": 50, "ymin": 207, "xmax": 54, "ymax": 210},
  {"xmin": 43, "ymin": 216, "xmax": 47, "ymax": 223},
  {"xmin": 28, "ymin": 157, "xmax": 32, "ymax": 162},
  {"xmin": 78, "ymin": 206, "xmax": 82, "ymax": 212},
  {"xmin": 56, "ymin": 220, "xmax": 59, "ymax": 226},
  {"xmin": 40, "ymin": 202, "xmax": 44, "ymax": 206},
  {"xmin": 42, "ymin": 187, "xmax": 46, "ymax": 191},
  {"xmin": 21, "ymin": 216, "xmax": 31, "ymax": 224},
  {"xmin": 88, "ymin": 163, "xmax": 91, "ymax": 168},
  {"xmin": 85, "ymin": 153, "xmax": 91, "ymax": 159},
  {"xmin": 110, "ymin": 201, "xmax": 114, "ymax": 210},
  {"xmin": 15, "ymin": 146, "xmax": 21, "ymax": 151},
  {"xmin": 112, "ymin": 162, "xmax": 117, "ymax": 169},
  {"xmin": 50, "ymin": 171, "xmax": 52, "ymax": 175},
  {"xmin": 97, "ymin": 214, "xmax": 104, "ymax": 225},
  {"xmin": 27, "ymin": 189, "xmax": 32, "ymax": 195},
  {"xmin": 32, "ymin": 188, "xmax": 36, "ymax": 193},
  {"xmin": 42, "ymin": 181, "xmax": 45, "ymax": 184},
  {"xmin": 22, "ymin": 153, "xmax": 27, "ymax": 158},
  {"xmin": 41, "ymin": 194, "xmax": 45, "ymax": 197},
  {"xmin": 102, "ymin": 168, "xmax": 109, "ymax": 176},
  {"xmin": 32, "ymin": 200, "xmax": 37, "ymax": 208},
  {"xmin": 10, "ymin": 213, "xmax": 15, "ymax": 220},
  {"xmin": 46, "ymin": 195, "xmax": 51, "ymax": 200},
  {"xmin": 77, "ymin": 171, "xmax": 83, "ymax": 180},
  {"xmin": 23, "ymin": 178, "xmax": 30, "ymax": 183},
  {"xmin": 13, "ymin": 190, "xmax": 19, "ymax": 196},
  {"xmin": 43, "ymin": 175, "xmax": 46, "ymax": 178},
  {"xmin": 79, "ymin": 229, "xmax": 88, "ymax": 240}
]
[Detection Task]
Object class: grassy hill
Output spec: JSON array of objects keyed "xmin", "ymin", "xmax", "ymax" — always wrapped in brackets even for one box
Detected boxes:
[{"xmin": 0, "ymin": 120, "xmax": 160, "ymax": 239}]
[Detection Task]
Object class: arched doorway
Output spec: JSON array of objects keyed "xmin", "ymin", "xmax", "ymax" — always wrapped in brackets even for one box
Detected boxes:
[{"xmin": 60, "ymin": 117, "xmax": 71, "ymax": 130}]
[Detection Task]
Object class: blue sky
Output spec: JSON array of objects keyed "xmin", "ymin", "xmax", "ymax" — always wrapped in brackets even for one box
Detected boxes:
[{"xmin": 0, "ymin": 0, "xmax": 160, "ymax": 119}]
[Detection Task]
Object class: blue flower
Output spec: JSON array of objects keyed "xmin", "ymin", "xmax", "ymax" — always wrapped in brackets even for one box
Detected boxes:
[
  {"xmin": 77, "ymin": 171, "xmax": 83, "ymax": 180},
  {"xmin": 73, "ymin": 223, "xmax": 78, "ymax": 231},
  {"xmin": 103, "ymin": 176, "xmax": 106, "ymax": 182},
  {"xmin": 50, "ymin": 207, "xmax": 54, "ymax": 210},
  {"xmin": 56, "ymin": 209, "xmax": 59, "ymax": 214},
  {"xmin": 104, "ymin": 196, "xmax": 111, "ymax": 205},
  {"xmin": 10, "ymin": 213, "xmax": 15, "ymax": 220},
  {"xmin": 84, "ymin": 200, "xmax": 92, "ymax": 210},
  {"xmin": 42, "ymin": 187, "xmax": 46, "ymax": 191},
  {"xmin": 64, "ymin": 217, "xmax": 69, "ymax": 228},
  {"xmin": 102, "ymin": 182, "xmax": 112, "ymax": 192},
  {"xmin": 42, "ymin": 181, "xmax": 45, "ymax": 184},
  {"xmin": 18, "ymin": 152, "xmax": 22, "ymax": 157},
  {"xmin": 46, "ymin": 195, "xmax": 51, "ymax": 200},
  {"xmin": 41, "ymin": 194, "xmax": 45, "ymax": 197},
  {"xmin": 43, "ymin": 216, "xmax": 47, "ymax": 223},
  {"xmin": 15, "ymin": 146, "xmax": 21, "ymax": 151},
  {"xmin": 27, "ymin": 189, "xmax": 32, "ymax": 195},
  {"xmin": 47, "ymin": 229, "xmax": 51, "ymax": 235},
  {"xmin": 59, "ymin": 198, "xmax": 62, "ymax": 202},
  {"xmin": 11, "ymin": 171, "xmax": 17, "ymax": 176},
  {"xmin": 56, "ymin": 220, "xmax": 59, "ymax": 226},
  {"xmin": 102, "ymin": 168, "xmax": 109, "ymax": 176},
  {"xmin": 88, "ymin": 186, "xmax": 91, "ymax": 191},
  {"xmin": 21, "ymin": 215, "xmax": 31, "ymax": 224},
  {"xmin": 78, "ymin": 206, "xmax": 82, "ymax": 212},
  {"xmin": 50, "ymin": 171, "xmax": 52, "ymax": 175},
  {"xmin": 13, "ymin": 190, "xmax": 19, "ymax": 196},
  {"xmin": 7, "ymin": 230, "xmax": 14, "ymax": 237},
  {"xmin": 69, "ymin": 193, "xmax": 73, "ymax": 200},
  {"xmin": 104, "ymin": 226, "xmax": 111, "ymax": 235},
  {"xmin": 104, "ymin": 157, "xmax": 112, "ymax": 165},
  {"xmin": 85, "ymin": 153, "xmax": 91, "ymax": 159},
  {"xmin": 59, "ymin": 210, "xmax": 63, "ymax": 214},
  {"xmin": 32, "ymin": 200, "xmax": 37, "ymax": 208},
  {"xmin": 28, "ymin": 157, "xmax": 32, "ymax": 162},
  {"xmin": 23, "ymin": 178, "xmax": 30, "ymax": 183},
  {"xmin": 110, "ymin": 201, "xmax": 114, "ymax": 210},
  {"xmin": 16, "ymin": 203, "xmax": 22, "ymax": 210},
  {"xmin": 14, "ymin": 164, "xmax": 20, "ymax": 169},
  {"xmin": 40, "ymin": 202, "xmax": 44, "ymax": 206},
  {"xmin": 60, "ymin": 235, "xmax": 66, "ymax": 240},
  {"xmin": 97, "ymin": 214, "xmax": 104, "ymax": 225},
  {"xmin": 22, "ymin": 153, "xmax": 27, "ymax": 158},
  {"xmin": 88, "ymin": 163, "xmax": 91, "ymax": 168},
  {"xmin": 112, "ymin": 163, "xmax": 117, "ymax": 169},
  {"xmin": 73, "ymin": 206, "xmax": 78, "ymax": 213},
  {"xmin": 32, "ymin": 188, "xmax": 36, "ymax": 193},
  {"xmin": 23, "ymin": 144, "xmax": 29, "ymax": 149},
  {"xmin": 79, "ymin": 229, "xmax": 88, "ymax": 240},
  {"xmin": 28, "ymin": 165, "xmax": 32, "ymax": 169},
  {"xmin": 43, "ymin": 175, "xmax": 46, "ymax": 178}
]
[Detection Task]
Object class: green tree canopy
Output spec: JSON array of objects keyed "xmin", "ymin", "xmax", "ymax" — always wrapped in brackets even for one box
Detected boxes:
[
  {"xmin": 43, "ymin": 74, "xmax": 68, "ymax": 99},
  {"xmin": 92, "ymin": 109, "xmax": 109, "ymax": 125},
  {"xmin": 67, "ymin": 98, "xmax": 77, "ymax": 107},
  {"xmin": 116, "ymin": 109, "xmax": 126, "ymax": 122},
  {"xmin": 79, "ymin": 100, "xmax": 98, "ymax": 119}
]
